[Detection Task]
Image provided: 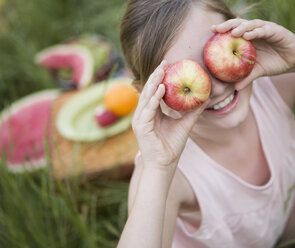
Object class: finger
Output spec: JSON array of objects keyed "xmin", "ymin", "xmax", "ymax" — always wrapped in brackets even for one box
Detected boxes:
[
  {"xmin": 134, "ymin": 61, "xmax": 168, "ymax": 119},
  {"xmin": 135, "ymin": 61, "xmax": 167, "ymax": 112},
  {"xmin": 242, "ymin": 25, "xmax": 276, "ymax": 41},
  {"xmin": 134, "ymin": 69, "xmax": 164, "ymax": 121},
  {"xmin": 231, "ymin": 19, "xmax": 265, "ymax": 37},
  {"xmin": 235, "ymin": 78, "xmax": 252, "ymax": 91},
  {"xmin": 141, "ymin": 60, "xmax": 168, "ymax": 100},
  {"xmin": 235, "ymin": 65, "xmax": 263, "ymax": 91},
  {"xmin": 211, "ymin": 18, "xmax": 247, "ymax": 33},
  {"xmin": 180, "ymin": 99, "xmax": 211, "ymax": 132},
  {"xmin": 140, "ymin": 84, "xmax": 166, "ymax": 124}
]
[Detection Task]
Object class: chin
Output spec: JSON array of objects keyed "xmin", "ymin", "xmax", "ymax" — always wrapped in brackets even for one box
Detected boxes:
[{"xmin": 213, "ymin": 103, "xmax": 251, "ymax": 129}]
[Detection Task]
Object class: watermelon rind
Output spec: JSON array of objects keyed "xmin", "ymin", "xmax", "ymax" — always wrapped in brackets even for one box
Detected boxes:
[
  {"xmin": 35, "ymin": 44, "xmax": 94, "ymax": 89},
  {"xmin": 5, "ymin": 158, "xmax": 47, "ymax": 173},
  {"xmin": 0, "ymin": 89, "xmax": 60, "ymax": 172},
  {"xmin": 56, "ymin": 77, "xmax": 134, "ymax": 142}
]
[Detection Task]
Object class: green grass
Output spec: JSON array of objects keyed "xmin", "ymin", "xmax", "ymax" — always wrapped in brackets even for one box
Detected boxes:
[
  {"xmin": 232, "ymin": 0, "xmax": 295, "ymax": 32},
  {"xmin": 0, "ymin": 161, "xmax": 129, "ymax": 248},
  {"xmin": 0, "ymin": 0, "xmax": 295, "ymax": 247}
]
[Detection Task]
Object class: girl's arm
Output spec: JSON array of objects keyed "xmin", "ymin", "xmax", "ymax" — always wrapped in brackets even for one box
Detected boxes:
[
  {"xmin": 125, "ymin": 157, "xmax": 190, "ymax": 248},
  {"xmin": 117, "ymin": 162, "xmax": 176, "ymax": 248},
  {"xmin": 117, "ymin": 61, "xmax": 209, "ymax": 248},
  {"xmin": 211, "ymin": 19, "xmax": 295, "ymax": 107}
]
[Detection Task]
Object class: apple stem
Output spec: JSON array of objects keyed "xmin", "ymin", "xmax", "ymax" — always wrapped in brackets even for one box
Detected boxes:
[{"xmin": 233, "ymin": 51, "xmax": 255, "ymax": 65}]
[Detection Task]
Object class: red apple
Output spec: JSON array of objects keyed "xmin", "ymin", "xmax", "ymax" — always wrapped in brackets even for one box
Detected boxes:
[
  {"xmin": 162, "ymin": 60, "xmax": 211, "ymax": 112},
  {"xmin": 95, "ymin": 105, "xmax": 119, "ymax": 127},
  {"xmin": 204, "ymin": 31, "xmax": 256, "ymax": 82}
]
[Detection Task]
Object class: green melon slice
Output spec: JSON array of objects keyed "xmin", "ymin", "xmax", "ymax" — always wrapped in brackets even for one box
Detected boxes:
[
  {"xmin": 35, "ymin": 44, "xmax": 94, "ymax": 89},
  {"xmin": 65, "ymin": 34, "xmax": 120, "ymax": 82},
  {"xmin": 0, "ymin": 90, "xmax": 60, "ymax": 172},
  {"xmin": 56, "ymin": 77, "xmax": 133, "ymax": 142}
]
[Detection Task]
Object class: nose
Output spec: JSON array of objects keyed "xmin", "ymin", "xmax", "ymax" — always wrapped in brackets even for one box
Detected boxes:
[
  {"xmin": 208, "ymin": 75, "xmax": 229, "ymax": 98},
  {"xmin": 200, "ymin": 60, "xmax": 231, "ymax": 98}
]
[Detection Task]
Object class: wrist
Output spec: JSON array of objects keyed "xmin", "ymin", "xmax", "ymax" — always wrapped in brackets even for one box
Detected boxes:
[
  {"xmin": 142, "ymin": 160, "xmax": 178, "ymax": 183},
  {"xmin": 142, "ymin": 164, "xmax": 177, "ymax": 186},
  {"xmin": 141, "ymin": 153, "xmax": 179, "ymax": 169},
  {"xmin": 134, "ymin": 164, "xmax": 177, "ymax": 199}
]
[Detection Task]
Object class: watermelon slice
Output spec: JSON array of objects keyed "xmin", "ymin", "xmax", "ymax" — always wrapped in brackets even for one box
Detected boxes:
[
  {"xmin": 65, "ymin": 34, "xmax": 120, "ymax": 83},
  {"xmin": 35, "ymin": 34, "xmax": 121, "ymax": 90},
  {"xmin": 0, "ymin": 90, "xmax": 59, "ymax": 172},
  {"xmin": 35, "ymin": 44, "xmax": 94, "ymax": 89}
]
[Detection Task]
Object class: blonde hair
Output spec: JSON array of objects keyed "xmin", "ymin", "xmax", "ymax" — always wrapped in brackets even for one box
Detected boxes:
[{"xmin": 120, "ymin": 0, "xmax": 236, "ymax": 86}]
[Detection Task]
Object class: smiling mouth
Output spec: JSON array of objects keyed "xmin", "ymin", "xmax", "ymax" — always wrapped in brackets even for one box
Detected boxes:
[{"xmin": 206, "ymin": 90, "xmax": 237, "ymax": 111}]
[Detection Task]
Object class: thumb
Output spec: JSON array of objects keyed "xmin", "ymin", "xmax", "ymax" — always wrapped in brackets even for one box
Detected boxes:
[
  {"xmin": 235, "ymin": 65, "xmax": 262, "ymax": 91},
  {"xmin": 180, "ymin": 99, "xmax": 211, "ymax": 132},
  {"xmin": 235, "ymin": 76, "xmax": 255, "ymax": 91}
]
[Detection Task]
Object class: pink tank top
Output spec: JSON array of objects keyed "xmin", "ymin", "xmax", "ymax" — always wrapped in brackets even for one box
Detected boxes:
[{"xmin": 172, "ymin": 77, "xmax": 295, "ymax": 248}]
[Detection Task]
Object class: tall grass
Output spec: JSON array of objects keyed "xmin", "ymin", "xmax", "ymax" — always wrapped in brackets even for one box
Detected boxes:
[
  {"xmin": 0, "ymin": 161, "xmax": 128, "ymax": 248},
  {"xmin": 227, "ymin": 0, "xmax": 295, "ymax": 32}
]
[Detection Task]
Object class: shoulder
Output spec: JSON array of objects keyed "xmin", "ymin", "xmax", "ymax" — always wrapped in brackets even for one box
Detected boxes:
[{"xmin": 269, "ymin": 73, "xmax": 295, "ymax": 109}]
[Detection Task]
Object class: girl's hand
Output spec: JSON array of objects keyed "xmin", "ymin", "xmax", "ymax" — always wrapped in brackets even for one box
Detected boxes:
[
  {"xmin": 211, "ymin": 18, "xmax": 295, "ymax": 90},
  {"xmin": 132, "ymin": 61, "xmax": 209, "ymax": 171}
]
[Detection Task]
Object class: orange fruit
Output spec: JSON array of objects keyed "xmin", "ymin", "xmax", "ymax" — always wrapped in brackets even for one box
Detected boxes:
[{"xmin": 103, "ymin": 83, "xmax": 139, "ymax": 116}]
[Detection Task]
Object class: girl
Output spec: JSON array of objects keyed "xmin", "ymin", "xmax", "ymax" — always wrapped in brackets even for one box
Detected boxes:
[{"xmin": 117, "ymin": 0, "xmax": 295, "ymax": 247}]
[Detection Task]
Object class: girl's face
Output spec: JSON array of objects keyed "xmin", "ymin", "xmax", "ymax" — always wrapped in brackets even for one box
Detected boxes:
[{"xmin": 163, "ymin": 5, "xmax": 252, "ymax": 130}]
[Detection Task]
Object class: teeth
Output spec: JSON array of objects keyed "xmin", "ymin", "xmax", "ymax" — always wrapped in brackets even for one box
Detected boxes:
[{"xmin": 213, "ymin": 93, "xmax": 235, "ymax": 110}]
